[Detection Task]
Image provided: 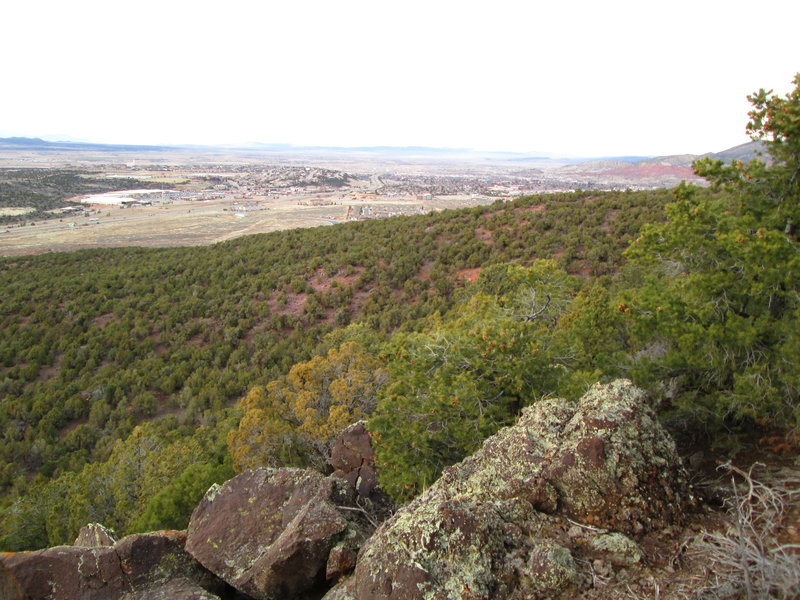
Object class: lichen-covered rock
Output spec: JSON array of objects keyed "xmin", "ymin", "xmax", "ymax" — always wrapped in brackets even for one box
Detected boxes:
[
  {"xmin": 0, "ymin": 530, "xmax": 224, "ymax": 600},
  {"xmin": 74, "ymin": 523, "xmax": 118, "ymax": 547},
  {"xmin": 586, "ymin": 532, "xmax": 645, "ymax": 566},
  {"xmin": 538, "ymin": 380, "xmax": 689, "ymax": 534},
  {"xmin": 322, "ymin": 576, "xmax": 358, "ymax": 600},
  {"xmin": 114, "ymin": 531, "xmax": 224, "ymax": 594},
  {"xmin": 186, "ymin": 467, "xmax": 374, "ymax": 600},
  {"xmin": 0, "ymin": 546, "xmax": 126, "ymax": 600},
  {"xmin": 338, "ymin": 379, "xmax": 690, "ymax": 600}
]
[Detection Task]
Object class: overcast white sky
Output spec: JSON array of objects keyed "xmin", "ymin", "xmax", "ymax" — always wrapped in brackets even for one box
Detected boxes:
[{"xmin": 2, "ymin": 0, "xmax": 798, "ymax": 157}]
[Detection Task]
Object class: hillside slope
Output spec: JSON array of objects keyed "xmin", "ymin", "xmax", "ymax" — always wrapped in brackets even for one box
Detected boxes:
[{"xmin": 0, "ymin": 189, "xmax": 672, "ymax": 547}]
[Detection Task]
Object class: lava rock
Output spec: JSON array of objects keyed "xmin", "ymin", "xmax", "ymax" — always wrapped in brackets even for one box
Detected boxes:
[
  {"xmin": 186, "ymin": 467, "xmax": 374, "ymax": 600},
  {"xmin": 0, "ymin": 530, "xmax": 223, "ymax": 600}
]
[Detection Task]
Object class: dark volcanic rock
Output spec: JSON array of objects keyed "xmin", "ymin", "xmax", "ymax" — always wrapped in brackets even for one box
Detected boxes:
[
  {"xmin": 186, "ymin": 467, "xmax": 374, "ymax": 600},
  {"xmin": 74, "ymin": 523, "xmax": 118, "ymax": 547},
  {"xmin": 120, "ymin": 577, "xmax": 222, "ymax": 599},
  {"xmin": 0, "ymin": 545, "xmax": 126, "ymax": 600},
  {"xmin": 336, "ymin": 379, "xmax": 690, "ymax": 600},
  {"xmin": 0, "ymin": 530, "xmax": 224, "ymax": 600},
  {"xmin": 331, "ymin": 421, "xmax": 378, "ymax": 498},
  {"xmin": 330, "ymin": 421, "xmax": 395, "ymax": 525},
  {"xmin": 0, "ymin": 562, "xmax": 24, "ymax": 600},
  {"xmin": 114, "ymin": 531, "xmax": 224, "ymax": 593}
]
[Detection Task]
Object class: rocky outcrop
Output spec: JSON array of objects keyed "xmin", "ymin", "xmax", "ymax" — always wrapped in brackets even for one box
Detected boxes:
[
  {"xmin": 1, "ymin": 379, "xmax": 693, "ymax": 600},
  {"xmin": 331, "ymin": 379, "xmax": 691, "ymax": 600},
  {"xmin": 331, "ymin": 421, "xmax": 378, "ymax": 499},
  {"xmin": 0, "ymin": 562, "xmax": 23, "ymax": 600},
  {"xmin": 0, "ymin": 530, "xmax": 224, "ymax": 600},
  {"xmin": 1, "ymin": 545, "xmax": 128, "ymax": 600},
  {"xmin": 114, "ymin": 531, "xmax": 224, "ymax": 594},
  {"xmin": 185, "ymin": 467, "xmax": 376, "ymax": 600}
]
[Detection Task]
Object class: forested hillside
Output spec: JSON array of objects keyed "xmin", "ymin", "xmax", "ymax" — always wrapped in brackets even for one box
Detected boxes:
[
  {"xmin": 2, "ymin": 74, "xmax": 798, "ymax": 555},
  {"xmin": 0, "ymin": 188, "xmax": 670, "ymax": 548}
]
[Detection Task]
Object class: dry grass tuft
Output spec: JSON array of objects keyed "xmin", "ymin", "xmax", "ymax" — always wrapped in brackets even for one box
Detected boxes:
[{"xmin": 688, "ymin": 462, "xmax": 800, "ymax": 599}]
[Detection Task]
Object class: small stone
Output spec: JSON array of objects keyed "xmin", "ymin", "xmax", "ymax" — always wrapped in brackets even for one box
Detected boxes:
[
  {"xmin": 688, "ymin": 451, "xmax": 705, "ymax": 470},
  {"xmin": 592, "ymin": 559, "xmax": 611, "ymax": 577},
  {"xmin": 523, "ymin": 540, "xmax": 581, "ymax": 597},
  {"xmin": 327, "ymin": 544, "xmax": 358, "ymax": 581},
  {"xmin": 567, "ymin": 525, "xmax": 583, "ymax": 538},
  {"xmin": 588, "ymin": 532, "xmax": 645, "ymax": 566}
]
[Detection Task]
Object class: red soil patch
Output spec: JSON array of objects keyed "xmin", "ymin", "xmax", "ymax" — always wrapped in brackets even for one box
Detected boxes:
[
  {"xmin": 187, "ymin": 334, "xmax": 210, "ymax": 349},
  {"xmin": 266, "ymin": 290, "xmax": 307, "ymax": 316},
  {"xmin": 475, "ymin": 227, "xmax": 494, "ymax": 245},
  {"xmin": 351, "ymin": 289, "xmax": 371, "ymax": 313},
  {"xmin": 418, "ymin": 261, "xmax": 434, "ymax": 281},
  {"xmin": 456, "ymin": 267, "xmax": 482, "ymax": 284},
  {"xmin": 517, "ymin": 203, "xmax": 546, "ymax": 214},
  {"xmin": 59, "ymin": 417, "xmax": 89, "ymax": 439}
]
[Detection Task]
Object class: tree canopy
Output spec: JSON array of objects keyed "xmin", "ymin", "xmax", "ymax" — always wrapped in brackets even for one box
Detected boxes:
[
  {"xmin": 624, "ymin": 74, "xmax": 800, "ymax": 431},
  {"xmin": 228, "ymin": 342, "xmax": 387, "ymax": 472}
]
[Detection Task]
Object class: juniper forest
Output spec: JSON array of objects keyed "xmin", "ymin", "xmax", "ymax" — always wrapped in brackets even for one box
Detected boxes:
[{"xmin": 1, "ymin": 76, "xmax": 798, "ymax": 551}]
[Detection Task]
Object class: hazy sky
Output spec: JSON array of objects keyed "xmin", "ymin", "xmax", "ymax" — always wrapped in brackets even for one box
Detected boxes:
[{"xmin": 3, "ymin": 0, "xmax": 798, "ymax": 157}]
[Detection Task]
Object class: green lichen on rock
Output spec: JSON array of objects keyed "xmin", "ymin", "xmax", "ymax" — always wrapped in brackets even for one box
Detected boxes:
[
  {"xmin": 334, "ymin": 379, "xmax": 690, "ymax": 600},
  {"xmin": 518, "ymin": 540, "xmax": 581, "ymax": 599},
  {"xmin": 587, "ymin": 532, "xmax": 645, "ymax": 566}
]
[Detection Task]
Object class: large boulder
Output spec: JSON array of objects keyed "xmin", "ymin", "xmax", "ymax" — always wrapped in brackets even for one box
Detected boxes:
[
  {"xmin": 114, "ymin": 531, "xmax": 225, "ymax": 595},
  {"xmin": 186, "ymin": 467, "xmax": 375, "ymax": 600},
  {"xmin": 336, "ymin": 379, "xmax": 691, "ymax": 600},
  {"xmin": 0, "ymin": 562, "xmax": 23, "ymax": 600},
  {"xmin": 0, "ymin": 530, "xmax": 224, "ymax": 600},
  {"xmin": 0, "ymin": 545, "xmax": 126, "ymax": 600}
]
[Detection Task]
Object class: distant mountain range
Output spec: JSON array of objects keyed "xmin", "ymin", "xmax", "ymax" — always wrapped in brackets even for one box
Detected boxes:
[
  {"xmin": 0, "ymin": 136, "xmax": 176, "ymax": 153},
  {"xmin": 0, "ymin": 136, "xmax": 765, "ymax": 167}
]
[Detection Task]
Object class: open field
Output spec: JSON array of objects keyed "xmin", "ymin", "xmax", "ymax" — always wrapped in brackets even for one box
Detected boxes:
[
  {"xmin": 0, "ymin": 207, "xmax": 35, "ymax": 217},
  {"xmin": 0, "ymin": 196, "xmax": 337, "ymax": 256},
  {"xmin": 0, "ymin": 191, "xmax": 491, "ymax": 256}
]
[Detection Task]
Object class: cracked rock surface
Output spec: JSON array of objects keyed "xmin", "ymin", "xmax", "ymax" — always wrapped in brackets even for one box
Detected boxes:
[
  {"xmin": 329, "ymin": 379, "xmax": 691, "ymax": 600},
  {"xmin": 0, "ymin": 530, "xmax": 224, "ymax": 600},
  {"xmin": 185, "ymin": 467, "xmax": 376, "ymax": 600}
]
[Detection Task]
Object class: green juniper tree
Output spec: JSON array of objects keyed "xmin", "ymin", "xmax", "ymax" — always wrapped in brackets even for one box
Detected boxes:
[{"xmin": 623, "ymin": 74, "xmax": 800, "ymax": 432}]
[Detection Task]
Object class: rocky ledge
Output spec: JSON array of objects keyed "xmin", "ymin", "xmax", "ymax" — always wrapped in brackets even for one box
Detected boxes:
[{"xmin": 1, "ymin": 380, "xmax": 693, "ymax": 600}]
